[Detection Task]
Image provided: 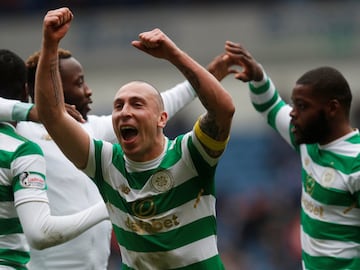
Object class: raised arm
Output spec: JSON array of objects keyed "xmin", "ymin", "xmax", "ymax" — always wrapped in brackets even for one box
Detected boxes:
[
  {"xmin": 224, "ymin": 41, "xmax": 295, "ymax": 148},
  {"xmin": 132, "ymin": 29, "xmax": 235, "ymax": 156},
  {"xmin": 35, "ymin": 8, "xmax": 89, "ymax": 169},
  {"xmin": 224, "ymin": 41, "xmax": 264, "ymax": 82},
  {"xmin": 161, "ymin": 52, "xmax": 237, "ymax": 119}
]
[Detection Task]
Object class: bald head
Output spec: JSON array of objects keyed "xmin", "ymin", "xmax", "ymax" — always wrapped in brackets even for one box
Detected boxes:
[{"xmin": 115, "ymin": 81, "xmax": 164, "ymax": 112}]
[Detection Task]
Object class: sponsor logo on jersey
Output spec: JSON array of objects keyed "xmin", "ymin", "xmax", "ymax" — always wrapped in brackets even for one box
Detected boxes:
[
  {"xmin": 125, "ymin": 214, "xmax": 180, "ymax": 234},
  {"xmin": 132, "ymin": 198, "xmax": 156, "ymax": 218},
  {"xmin": 322, "ymin": 168, "xmax": 335, "ymax": 187},
  {"xmin": 19, "ymin": 171, "xmax": 45, "ymax": 189},
  {"xmin": 301, "ymin": 194, "xmax": 324, "ymax": 218},
  {"xmin": 150, "ymin": 170, "xmax": 173, "ymax": 192},
  {"xmin": 120, "ymin": 184, "xmax": 130, "ymax": 194},
  {"xmin": 305, "ymin": 174, "xmax": 315, "ymax": 195}
]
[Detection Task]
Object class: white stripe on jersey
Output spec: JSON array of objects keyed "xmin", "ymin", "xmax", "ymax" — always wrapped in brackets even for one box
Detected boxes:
[
  {"xmin": 249, "ymin": 80, "xmax": 277, "ymax": 105},
  {"xmin": 301, "ymin": 191, "xmax": 360, "ymax": 226},
  {"xmin": 301, "ymin": 146, "xmax": 354, "ymax": 192},
  {"xmin": 274, "ymin": 104, "xmax": 293, "ymax": 147},
  {"xmin": 0, "ymin": 132, "xmax": 23, "ymax": 152},
  {"xmin": 301, "ymin": 228, "xmax": 359, "ymax": 258},
  {"xmin": 12, "ymin": 154, "xmax": 45, "ymax": 174},
  {"xmin": 108, "ymin": 194, "xmax": 216, "ymax": 234},
  {"xmin": 0, "ymin": 233, "xmax": 29, "ymax": 252},
  {"xmin": 120, "ymin": 235, "xmax": 219, "ymax": 270}
]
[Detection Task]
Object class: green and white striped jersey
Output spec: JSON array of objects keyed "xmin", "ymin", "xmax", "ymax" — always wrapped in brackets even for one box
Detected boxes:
[
  {"xmin": 0, "ymin": 123, "xmax": 47, "ymax": 269},
  {"xmin": 84, "ymin": 131, "xmax": 225, "ymax": 270},
  {"xmin": 249, "ymin": 72, "xmax": 360, "ymax": 270}
]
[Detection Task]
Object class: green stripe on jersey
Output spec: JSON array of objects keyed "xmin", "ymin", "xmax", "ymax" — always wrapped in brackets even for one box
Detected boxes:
[
  {"xmin": 0, "ymin": 218, "xmax": 23, "ymax": 234},
  {"xmin": 187, "ymin": 136, "xmax": 217, "ymax": 183},
  {"xmin": 102, "ymin": 173, "xmax": 212, "ymax": 216},
  {"xmin": 0, "ymin": 186, "xmax": 13, "ymax": 202},
  {"xmin": 249, "ymin": 79, "xmax": 271, "ymax": 94},
  {"xmin": 252, "ymin": 91, "xmax": 279, "ymax": 113},
  {"xmin": 302, "ymin": 251, "xmax": 360, "ymax": 270},
  {"xmin": 114, "ymin": 215, "xmax": 216, "ymax": 252},
  {"xmin": 0, "ymin": 248, "xmax": 28, "ymax": 269},
  {"xmin": 121, "ymin": 255, "xmax": 224, "ymax": 270},
  {"xmin": 306, "ymin": 144, "xmax": 360, "ymax": 175},
  {"xmin": 0, "ymin": 151, "xmax": 12, "ymax": 168},
  {"xmin": 346, "ymin": 134, "xmax": 360, "ymax": 144},
  {"xmin": 267, "ymin": 99, "xmax": 285, "ymax": 130},
  {"xmin": 302, "ymin": 169, "xmax": 356, "ymax": 206},
  {"xmin": 301, "ymin": 209, "xmax": 360, "ymax": 243}
]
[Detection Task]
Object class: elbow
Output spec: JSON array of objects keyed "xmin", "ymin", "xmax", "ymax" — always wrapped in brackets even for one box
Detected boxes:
[
  {"xmin": 220, "ymin": 93, "xmax": 235, "ymax": 119},
  {"xmin": 224, "ymin": 101, "xmax": 235, "ymax": 119},
  {"xmin": 228, "ymin": 103, "xmax": 236, "ymax": 117},
  {"xmin": 27, "ymin": 236, "xmax": 51, "ymax": 250},
  {"xmin": 27, "ymin": 231, "xmax": 65, "ymax": 250}
]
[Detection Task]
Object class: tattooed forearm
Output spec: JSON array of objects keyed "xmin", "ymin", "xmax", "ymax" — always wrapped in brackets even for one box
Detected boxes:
[
  {"xmin": 50, "ymin": 57, "xmax": 61, "ymax": 106},
  {"xmin": 178, "ymin": 65, "xmax": 212, "ymax": 109},
  {"xmin": 179, "ymin": 65, "xmax": 200, "ymax": 92}
]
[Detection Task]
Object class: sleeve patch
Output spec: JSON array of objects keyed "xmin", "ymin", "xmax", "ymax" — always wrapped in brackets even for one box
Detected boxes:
[{"xmin": 19, "ymin": 172, "xmax": 46, "ymax": 189}]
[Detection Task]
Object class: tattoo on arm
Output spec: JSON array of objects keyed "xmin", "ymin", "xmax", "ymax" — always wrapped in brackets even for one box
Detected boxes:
[
  {"xmin": 180, "ymin": 65, "xmax": 200, "ymax": 92},
  {"xmin": 199, "ymin": 114, "xmax": 225, "ymax": 157},
  {"xmin": 50, "ymin": 58, "xmax": 61, "ymax": 106},
  {"xmin": 181, "ymin": 64, "xmax": 229, "ymax": 156},
  {"xmin": 179, "ymin": 65, "xmax": 212, "ymax": 109},
  {"xmin": 199, "ymin": 114, "xmax": 220, "ymax": 140},
  {"xmin": 179, "ymin": 64, "xmax": 225, "ymax": 140}
]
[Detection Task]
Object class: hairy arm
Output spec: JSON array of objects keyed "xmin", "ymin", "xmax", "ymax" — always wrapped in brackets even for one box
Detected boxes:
[
  {"xmin": 160, "ymin": 52, "xmax": 237, "ymax": 120},
  {"xmin": 173, "ymin": 55, "xmax": 235, "ymax": 157},
  {"xmin": 35, "ymin": 8, "xmax": 89, "ymax": 168},
  {"xmin": 132, "ymin": 29, "xmax": 235, "ymax": 157}
]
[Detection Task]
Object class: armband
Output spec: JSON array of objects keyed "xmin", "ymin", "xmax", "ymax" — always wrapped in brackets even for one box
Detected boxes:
[{"xmin": 194, "ymin": 118, "xmax": 229, "ymax": 151}]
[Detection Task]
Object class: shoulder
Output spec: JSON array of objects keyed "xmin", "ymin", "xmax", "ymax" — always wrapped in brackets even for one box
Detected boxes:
[{"xmin": 0, "ymin": 123, "xmax": 43, "ymax": 158}]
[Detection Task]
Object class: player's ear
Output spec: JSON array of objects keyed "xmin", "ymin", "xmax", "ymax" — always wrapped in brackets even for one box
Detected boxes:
[
  {"xmin": 158, "ymin": 111, "xmax": 168, "ymax": 128},
  {"xmin": 327, "ymin": 99, "xmax": 341, "ymax": 118}
]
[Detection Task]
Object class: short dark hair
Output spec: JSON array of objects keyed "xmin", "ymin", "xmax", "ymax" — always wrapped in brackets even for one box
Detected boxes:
[
  {"xmin": 26, "ymin": 48, "xmax": 72, "ymax": 101},
  {"xmin": 296, "ymin": 66, "xmax": 352, "ymax": 114},
  {"xmin": 0, "ymin": 49, "xmax": 27, "ymax": 100}
]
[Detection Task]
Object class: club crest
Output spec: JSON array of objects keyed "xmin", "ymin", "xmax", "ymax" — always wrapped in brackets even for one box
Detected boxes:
[{"xmin": 150, "ymin": 170, "xmax": 173, "ymax": 192}]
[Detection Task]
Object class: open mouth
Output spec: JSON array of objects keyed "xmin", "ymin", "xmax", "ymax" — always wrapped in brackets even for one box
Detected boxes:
[{"xmin": 121, "ymin": 126, "xmax": 138, "ymax": 141}]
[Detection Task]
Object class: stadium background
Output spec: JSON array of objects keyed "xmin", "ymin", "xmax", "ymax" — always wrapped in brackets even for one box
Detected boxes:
[{"xmin": 2, "ymin": 1, "xmax": 360, "ymax": 269}]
